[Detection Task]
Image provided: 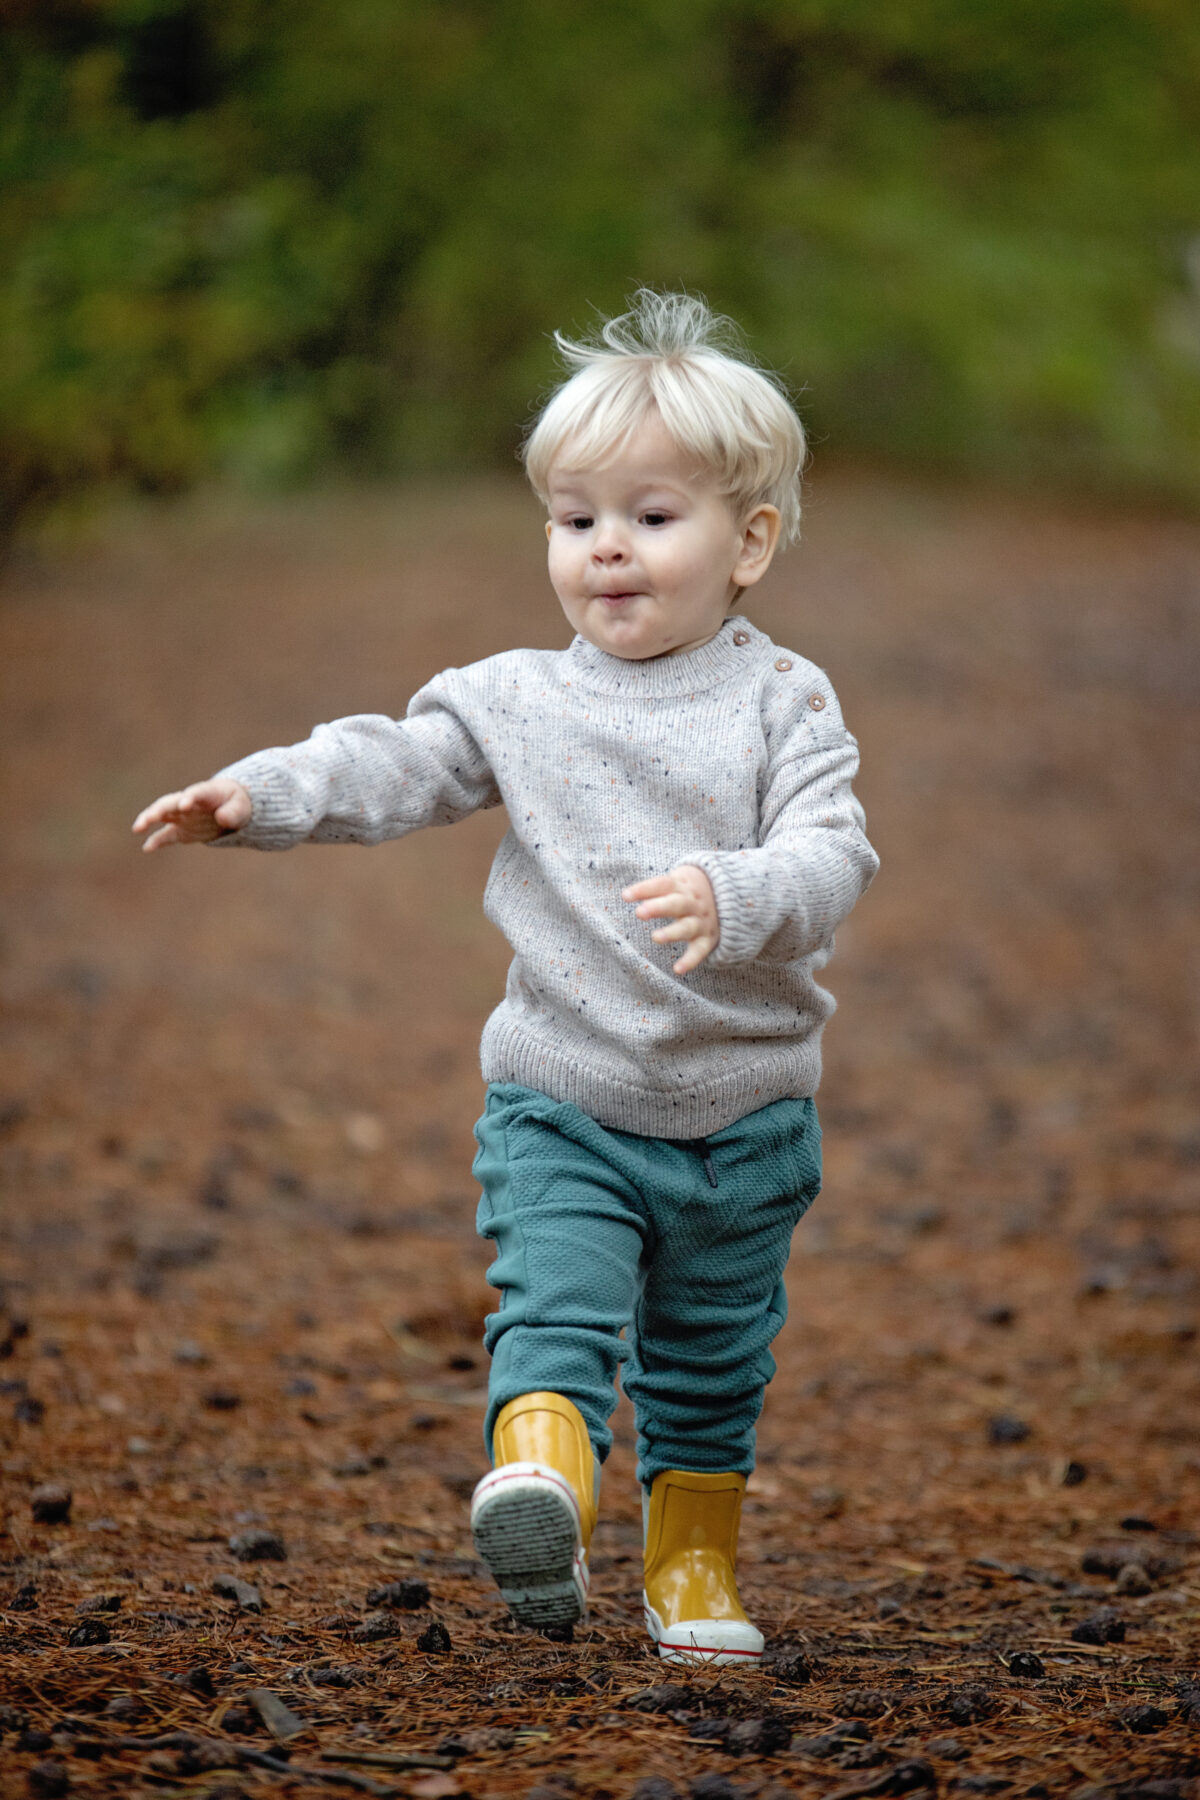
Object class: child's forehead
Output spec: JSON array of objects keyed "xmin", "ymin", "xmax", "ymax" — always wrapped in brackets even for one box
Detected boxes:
[{"xmin": 546, "ymin": 417, "xmax": 714, "ymax": 495}]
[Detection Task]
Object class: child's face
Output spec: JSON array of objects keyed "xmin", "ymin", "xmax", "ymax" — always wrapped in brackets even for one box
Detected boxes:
[{"xmin": 544, "ymin": 415, "xmax": 779, "ymax": 660}]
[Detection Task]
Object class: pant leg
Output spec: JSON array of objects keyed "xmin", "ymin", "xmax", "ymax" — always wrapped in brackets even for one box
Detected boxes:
[
  {"xmin": 473, "ymin": 1083, "xmax": 648, "ymax": 1466},
  {"xmin": 624, "ymin": 1096, "xmax": 822, "ymax": 1487}
]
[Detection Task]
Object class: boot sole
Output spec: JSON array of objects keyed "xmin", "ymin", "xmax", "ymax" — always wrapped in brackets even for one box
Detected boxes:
[
  {"xmin": 643, "ymin": 1596, "xmax": 764, "ymax": 1666},
  {"xmin": 471, "ymin": 1463, "xmax": 587, "ymax": 1630}
]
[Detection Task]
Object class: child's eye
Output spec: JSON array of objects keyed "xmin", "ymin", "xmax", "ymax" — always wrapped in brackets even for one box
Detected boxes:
[
  {"xmin": 566, "ymin": 515, "xmax": 593, "ymax": 531},
  {"xmin": 641, "ymin": 511, "xmax": 671, "ymax": 527}
]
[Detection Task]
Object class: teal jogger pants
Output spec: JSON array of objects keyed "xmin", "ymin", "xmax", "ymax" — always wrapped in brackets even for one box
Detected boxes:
[{"xmin": 472, "ymin": 1083, "xmax": 822, "ymax": 1487}]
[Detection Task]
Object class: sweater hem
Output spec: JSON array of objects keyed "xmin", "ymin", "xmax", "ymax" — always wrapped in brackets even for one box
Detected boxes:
[{"xmin": 480, "ymin": 1014, "xmax": 822, "ymax": 1138}]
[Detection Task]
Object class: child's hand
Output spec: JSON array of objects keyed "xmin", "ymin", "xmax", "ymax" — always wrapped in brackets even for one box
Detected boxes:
[
  {"xmin": 623, "ymin": 865, "xmax": 719, "ymax": 975},
  {"xmin": 132, "ymin": 778, "xmax": 252, "ymax": 851}
]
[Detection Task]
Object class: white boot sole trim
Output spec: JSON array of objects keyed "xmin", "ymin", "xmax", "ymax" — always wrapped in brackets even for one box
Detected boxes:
[
  {"xmin": 471, "ymin": 1463, "xmax": 587, "ymax": 1629},
  {"xmin": 643, "ymin": 1596, "xmax": 764, "ymax": 1666}
]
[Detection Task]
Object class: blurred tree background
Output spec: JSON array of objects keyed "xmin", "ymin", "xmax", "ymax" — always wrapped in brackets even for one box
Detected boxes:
[{"xmin": 3, "ymin": 0, "xmax": 1199, "ymax": 539}]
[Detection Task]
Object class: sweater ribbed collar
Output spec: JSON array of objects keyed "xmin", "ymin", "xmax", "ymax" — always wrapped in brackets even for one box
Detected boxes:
[{"xmin": 563, "ymin": 616, "xmax": 764, "ymax": 697}]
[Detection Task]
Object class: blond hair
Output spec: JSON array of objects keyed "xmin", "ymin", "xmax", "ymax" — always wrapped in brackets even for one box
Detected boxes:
[{"xmin": 523, "ymin": 290, "xmax": 806, "ymax": 544}]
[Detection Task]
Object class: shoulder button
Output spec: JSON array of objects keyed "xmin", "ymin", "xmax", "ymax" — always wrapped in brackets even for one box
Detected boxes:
[
  {"xmin": 732, "ymin": 630, "xmax": 750, "ymax": 646},
  {"xmin": 808, "ymin": 692, "xmax": 826, "ymax": 711},
  {"xmin": 774, "ymin": 656, "xmax": 792, "ymax": 672}
]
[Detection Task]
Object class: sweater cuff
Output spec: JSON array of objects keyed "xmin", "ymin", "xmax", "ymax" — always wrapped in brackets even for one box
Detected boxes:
[
  {"xmin": 682, "ymin": 852, "xmax": 773, "ymax": 968},
  {"xmin": 205, "ymin": 756, "xmax": 311, "ymax": 851}
]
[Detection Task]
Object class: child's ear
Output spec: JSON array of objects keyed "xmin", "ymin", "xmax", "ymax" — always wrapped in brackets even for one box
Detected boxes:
[
  {"xmin": 545, "ymin": 520, "xmax": 553, "ymax": 543},
  {"xmin": 733, "ymin": 505, "xmax": 782, "ymax": 590}
]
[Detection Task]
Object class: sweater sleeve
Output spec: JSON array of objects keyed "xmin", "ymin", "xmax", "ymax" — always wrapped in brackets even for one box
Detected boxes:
[
  {"xmin": 683, "ymin": 692, "xmax": 878, "ymax": 968},
  {"xmin": 209, "ymin": 670, "xmax": 502, "ymax": 851}
]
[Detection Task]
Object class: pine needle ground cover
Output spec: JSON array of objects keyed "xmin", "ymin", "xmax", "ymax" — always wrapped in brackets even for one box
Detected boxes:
[{"xmin": 1, "ymin": 474, "xmax": 1198, "ymax": 1796}]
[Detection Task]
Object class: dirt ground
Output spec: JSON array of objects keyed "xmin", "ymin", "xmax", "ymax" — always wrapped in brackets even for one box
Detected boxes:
[{"xmin": 1, "ymin": 470, "xmax": 1198, "ymax": 1800}]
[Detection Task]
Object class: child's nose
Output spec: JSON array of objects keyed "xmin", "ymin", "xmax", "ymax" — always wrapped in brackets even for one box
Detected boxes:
[{"xmin": 591, "ymin": 523, "xmax": 629, "ymax": 562}]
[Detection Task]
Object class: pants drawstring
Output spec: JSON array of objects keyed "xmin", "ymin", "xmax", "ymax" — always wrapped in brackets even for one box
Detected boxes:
[{"xmin": 691, "ymin": 1137, "xmax": 719, "ymax": 1189}]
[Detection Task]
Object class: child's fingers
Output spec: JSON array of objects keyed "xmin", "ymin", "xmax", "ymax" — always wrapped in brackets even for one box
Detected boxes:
[
  {"xmin": 651, "ymin": 916, "xmax": 702, "ymax": 944},
  {"xmin": 140, "ymin": 822, "xmax": 186, "ymax": 852},
  {"xmin": 132, "ymin": 791, "xmax": 185, "ymax": 833},
  {"xmin": 622, "ymin": 874, "xmax": 676, "ymax": 902},
  {"xmin": 673, "ymin": 936, "xmax": 717, "ymax": 975},
  {"xmin": 633, "ymin": 891, "xmax": 692, "ymax": 920}
]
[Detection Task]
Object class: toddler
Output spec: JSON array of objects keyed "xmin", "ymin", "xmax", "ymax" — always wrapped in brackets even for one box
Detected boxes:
[{"xmin": 134, "ymin": 291, "xmax": 879, "ymax": 1666}]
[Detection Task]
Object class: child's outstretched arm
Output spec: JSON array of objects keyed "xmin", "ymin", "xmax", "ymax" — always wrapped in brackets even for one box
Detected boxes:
[
  {"xmin": 133, "ymin": 671, "xmax": 502, "ymax": 857},
  {"xmin": 133, "ymin": 778, "xmax": 252, "ymax": 851}
]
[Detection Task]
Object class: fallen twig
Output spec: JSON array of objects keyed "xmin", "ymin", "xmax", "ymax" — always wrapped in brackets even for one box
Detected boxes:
[{"xmin": 319, "ymin": 1748, "xmax": 457, "ymax": 1771}]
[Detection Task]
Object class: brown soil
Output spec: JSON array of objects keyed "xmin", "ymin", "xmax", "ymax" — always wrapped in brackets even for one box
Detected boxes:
[{"xmin": 1, "ymin": 472, "xmax": 1198, "ymax": 1800}]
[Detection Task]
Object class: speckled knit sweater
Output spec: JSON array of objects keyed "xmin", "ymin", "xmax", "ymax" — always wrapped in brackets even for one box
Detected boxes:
[{"xmin": 213, "ymin": 615, "xmax": 878, "ymax": 1137}]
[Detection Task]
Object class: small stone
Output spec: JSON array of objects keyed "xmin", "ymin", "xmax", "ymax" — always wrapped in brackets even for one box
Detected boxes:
[
  {"xmin": 1006, "ymin": 1651, "xmax": 1045, "ymax": 1678},
  {"xmin": 416, "ymin": 1619, "xmax": 451, "ymax": 1653},
  {"xmin": 66, "ymin": 1619, "xmax": 110, "ymax": 1647},
  {"xmin": 180, "ymin": 1666, "xmax": 215, "ymax": 1697},
  {"xmin": 228, "ymin": 1528, "xmax": 286, "ymax": 1562},
  {"xmin": 1071, "ymin": 1609, "xmax": 1126, "ymax": 1645},
  {"xmin": 1176, "ymin": 1679, "xmax": 1200, "ymax": 1723},
  {"xmin": 14, "ymin": 1396, "xmax": 45, "ymax": 1425},
  {"xmin": 689, "ymin": 1778, "xmax": 739, "ymax": 1800},
  {"xmin": 687, "ymin": 1718, "xmax": 733, "ymax": 1744},
  {"xmin": 1117, "ymin": 1703, "xmax": 1168, "ymax": 1734},
  {"xmin": 987, "ymin": 1414, "xmax": 1031, "ymax": 1445},
  {"xmin": 885, "ymin": 1761, "xmax": 938, "ymax": 1792},
  {"xmin": 30, "ymin": 1484, "xmax": 71, "ymax": 1525},
  {"xmin": 366, "ymin": 1578, "xmax": 431, "ymax": 1609},
  {"xmin": 351, "ymin": 1610, "xmax": 398, "ymax": 1643},
  {"xmin": 927, "ymin": 1737, "xmax": 969, "ymax": 1761},
  {"xmin": 1061, "ymin": 1460, "xmax": 1088, "ymax": 1486},
  {"xmin": 75, "ymin": 1594, "xmax": 121, "ymax": 1615},
  {"xmin": 15, "ymin": 1730, "xmax": 54, "ymax": 1753},
  {"xmin": 837, "ymin": 1745, "xmax": 889, "ymax": 1770},
  {"xmin": 540, "ymin": 1621, "xmax": 574, "ymax": 1642},
  {"xmin": 27, "ymin": 1763, "xmax": 70, "ymax": 1798},
  {"xmin": 727, "ymin": 1715, "xmax": 791, "ymax": 1755},
  {"xmin": 212, "ymin": 1574, "xmax": 263, "ymax": 1611},
  {"xmin": 1115, "ymin": 1562, "xmax": 1153, "ymax": 1597},
  {"xmin": 792, "ymin": 1721, "xmax": 872, "ymax": 1758},
  {"xmin": 9, "ymin": 1582, "xmax": 37, "ymax": 1611},
  {"xmin": 0, "ymin": 1704, "xmax": 29, "ymax": 1731},
  {"xmin": 981, "ymin": 1304, "xmax": 1016, "ymax": 1327},
  {"xmin": 219, "ymin": 1705, "xmax": 259, "ymax": 1735},
  {"xmin": 1120, "ymin": 1515, "xmax": 1157, "ymax": 1531},
  {"xmin": 173, "ymin": 1341, "xmax": 211, "ymax": 1367},
  {"xmin": 203, "ymin": 1389, "xmax": 242, "ymax": 1412},
  {"xmin": 102, "ymin": 1696, "xmax": 142, "ymax": 1722},
  {"xmin": 300, "ymin": 1664, "xmax": 357, "ymax": 1687},
  {"xmin": 626, "ymin": 1682, "xmax": 694, "ymax": 1713}
]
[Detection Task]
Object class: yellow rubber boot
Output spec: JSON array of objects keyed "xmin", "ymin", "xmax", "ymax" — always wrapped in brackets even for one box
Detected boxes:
[
  {"xmin": 470, "ymin": 1392, "xmax": 597, "ymax": 1630},
  {"xmin": 642, "ymin": 1469, "xmax": 764, "ymax": 1666}
]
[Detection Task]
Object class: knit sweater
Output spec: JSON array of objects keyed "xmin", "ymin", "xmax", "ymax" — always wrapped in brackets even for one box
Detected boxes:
[{"xmin": 213, "ymin": 615, "xmax": 878, "ymax": 1137}]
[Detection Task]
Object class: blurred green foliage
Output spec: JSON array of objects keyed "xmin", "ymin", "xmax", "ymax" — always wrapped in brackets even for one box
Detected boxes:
[{"xmin": 3, "ymin": 0, "xmax": 1200, "ymax": 534}]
